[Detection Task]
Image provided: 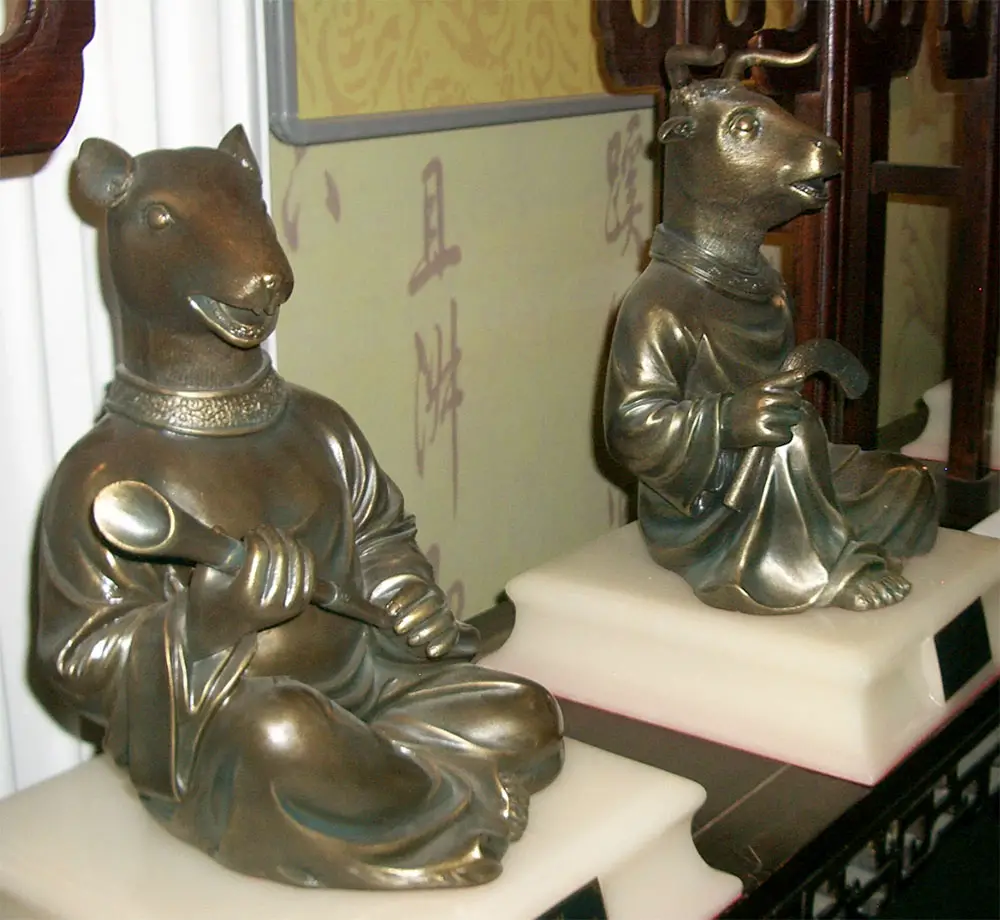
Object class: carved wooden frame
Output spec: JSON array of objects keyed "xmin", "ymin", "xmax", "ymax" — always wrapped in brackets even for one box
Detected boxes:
[{"xmin": 0, "ymin": 0, "xmax": 95, "ymax": 157}]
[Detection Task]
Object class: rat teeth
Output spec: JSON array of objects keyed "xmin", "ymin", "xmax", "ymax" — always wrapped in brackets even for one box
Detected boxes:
[
  {"xmin": 188, "ymin": 294, "xmax": 277, "ymax": 348},
  {"xmin": 791, "ymin": 177, "xmax": 828, "ymax": 198}
]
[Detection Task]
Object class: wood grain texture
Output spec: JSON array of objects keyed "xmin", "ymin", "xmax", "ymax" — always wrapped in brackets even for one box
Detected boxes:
[
  {"xmin": 0, "ymin": 0, "xmax": 95, "ymax": 157},
  {"xmin": 943, "ymin": 0, "xmax": 999, "ymax": 484}
]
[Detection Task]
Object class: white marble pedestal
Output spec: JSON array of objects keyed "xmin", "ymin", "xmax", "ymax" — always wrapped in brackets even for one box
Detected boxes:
[
  {"xmin": 901, "ymin": 379, "xmax": 1000, "ymax": 469},
  {"xmin": 482, "ymin": 524, "xmax": 1000, "ymax": 785},
  {"xmin": 0, "ymin": 739, "xmax": 741, "ymax": 920}
]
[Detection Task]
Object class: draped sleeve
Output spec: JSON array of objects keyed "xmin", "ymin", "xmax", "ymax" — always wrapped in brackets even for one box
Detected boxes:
[
  {"xmin": 604, "ymin": 299, "xmax": 724, "ymax": 515},
  {"xmin": 293, "ymin": 388, "xmax": 475, "ymax": 662},
  {"xmin": 35, "ymin": 443, "xmax": 254, "ymax": 801}
]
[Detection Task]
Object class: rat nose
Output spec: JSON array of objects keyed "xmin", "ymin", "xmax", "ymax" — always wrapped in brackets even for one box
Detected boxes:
[
  {"xmin": 812, "ymin": 136, "xmax": 843, "ymax": 172},
  {"xmin": 814, "ymin": 136, "xmax": 842, "ymax": 158},
  {"xmin": 253, "ymin": 271, "xmax": 293, "ymax": 312},
  {"xmin": 263, "ymin": 271, "xmax": 292, "ymax": 298}
]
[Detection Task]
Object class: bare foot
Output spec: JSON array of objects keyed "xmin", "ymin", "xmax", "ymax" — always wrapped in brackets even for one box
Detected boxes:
[{"xmin": 835, "ymin": 565, "xmax": 911, "ymax": 611}]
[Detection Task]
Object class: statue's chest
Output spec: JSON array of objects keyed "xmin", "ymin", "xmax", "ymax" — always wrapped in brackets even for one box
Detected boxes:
[
  {"xmin": 684, "ymin": 288, "xmax": 795, "ymax": 394},
  {"xmin": 114, "ymin": 419, "xmax": 351, "ymax": 567}
]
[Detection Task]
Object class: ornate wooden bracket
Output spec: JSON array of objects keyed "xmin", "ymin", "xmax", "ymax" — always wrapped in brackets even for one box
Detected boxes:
[{"xmin": 1, "ymin": 0, "xmax": 96, "ymax": 157}]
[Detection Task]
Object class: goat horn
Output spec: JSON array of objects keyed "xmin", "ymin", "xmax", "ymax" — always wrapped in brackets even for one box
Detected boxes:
[
  {"xmin": 722, "ymin": 44, "xmax": 818, "ymax": 80},
  {"xmin": 663, "ymin": 44, "xmax": 726, "ymax": 90}
]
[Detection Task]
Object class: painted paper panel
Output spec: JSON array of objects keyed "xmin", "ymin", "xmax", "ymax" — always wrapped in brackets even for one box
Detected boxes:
[{"xmin": 270, "ymin": 109, "xmax": 653, "ymax": 616}]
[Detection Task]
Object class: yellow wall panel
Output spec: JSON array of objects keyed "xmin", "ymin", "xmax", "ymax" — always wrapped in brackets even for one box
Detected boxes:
[{"xmin": 294, "ymin": 0, "xmax": 609, "ymax": 120}]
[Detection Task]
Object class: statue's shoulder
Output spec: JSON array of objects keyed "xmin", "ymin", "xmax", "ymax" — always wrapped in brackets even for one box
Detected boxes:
[
  {"xmin": 42, "ymin": 416, "xmax": 134, "ymax": 522},
  {"xmin": 284, "ymin": 383, "xmax": 369, "ymax": 449},
  {"xmin": 285, "ymin": 383, "xmax": 350, "ymax": 428},
  {"xmin": 617, "ymin": 261, "xmax": 705, "ymax": 332}
]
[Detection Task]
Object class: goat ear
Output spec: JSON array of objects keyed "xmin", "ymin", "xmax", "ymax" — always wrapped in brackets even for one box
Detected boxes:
[
  {"xmin": 657, "ymin": 116, "xmax": 696, "ymax": 143},
  {"xmin": 74, "ymin": 138, "xmax": 135, "ymax": 209},
  {"xmin": 218, "ymin": 124, "xmax": 261, "ymax": 182}
]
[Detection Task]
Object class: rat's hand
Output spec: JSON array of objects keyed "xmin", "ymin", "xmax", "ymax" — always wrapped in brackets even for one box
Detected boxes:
[
  {"xmin": 386, "ymin": 581, "xmax": 462, "ymax": 660},
  {"xmin": 186, "ymin": 524, "xmax": 315, "ymax": 658},
  {"xmin": 721, "ymin": 369, "xmax": 806, "ymax": 450}
]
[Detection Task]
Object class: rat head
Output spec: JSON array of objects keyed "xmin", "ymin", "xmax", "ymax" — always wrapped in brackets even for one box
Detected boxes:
[
  {"xmin": 658, "ymin": 45, "xmax": 842, "ymax": 233},
  {"xmin": 74, "ymin": 126, "xmax": 293, "ymax": 349}
]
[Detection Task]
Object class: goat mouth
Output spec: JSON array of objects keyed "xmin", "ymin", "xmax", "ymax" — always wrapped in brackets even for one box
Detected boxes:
[
  {"xmin": 789, "ymin": 176, "xmax": 831, "ymax": 205},
  {"xmin": 188, "ymin": 294, "xmax": 278, "ymax": 348}
]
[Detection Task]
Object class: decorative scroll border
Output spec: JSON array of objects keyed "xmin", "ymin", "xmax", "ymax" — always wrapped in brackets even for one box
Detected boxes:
[{"xmin": 263, "ymin": 0, "xmax": 655, "ymax": 147}]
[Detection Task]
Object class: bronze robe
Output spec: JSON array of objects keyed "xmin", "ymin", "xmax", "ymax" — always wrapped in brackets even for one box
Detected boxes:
[
  {"xmin": 605, "ymin": 227, "xmax": 937, "ymax": 615},
  {"xmin": 37, "ymin": 381, "xmax": 562, "ymax": 888}
]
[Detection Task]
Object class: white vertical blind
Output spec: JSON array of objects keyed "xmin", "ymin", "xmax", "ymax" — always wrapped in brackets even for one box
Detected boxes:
[{"xmin": 0, "ymin": 0, "xmax": 272, "ymax": 797}]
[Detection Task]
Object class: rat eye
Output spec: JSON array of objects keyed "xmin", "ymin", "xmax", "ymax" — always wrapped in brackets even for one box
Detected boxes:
[
  {"xmin": 145, "ymin": 204, "xmax": 174, "ymax": 230},
  {"xmin": 729, "ymin": 111, "xmax": 761, "ymax": 140}
]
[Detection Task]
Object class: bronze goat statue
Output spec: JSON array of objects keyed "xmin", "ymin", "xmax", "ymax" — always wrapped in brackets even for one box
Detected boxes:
[{"xmin": 604, "ymin": 45, "xmax": 937, "ymax": 615}]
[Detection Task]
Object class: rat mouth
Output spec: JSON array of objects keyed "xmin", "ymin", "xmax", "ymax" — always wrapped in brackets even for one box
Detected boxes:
[
  {"xmin": 188, "ymin": 294, "xmax": 279, "ymax": 348},
  {"xmin": 789, "ymin": 175, "xmax": 832, "ymax": 205}
]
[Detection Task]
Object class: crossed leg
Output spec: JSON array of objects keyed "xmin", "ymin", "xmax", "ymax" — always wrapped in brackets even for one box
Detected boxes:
[
  {"xmin": 368, "ymin": 663, "xmax": 565, "ymax": 838},
  {"xmin": 151, "ymin": 664, "xmax": 563, "ymax": 890},
  {"xmin": 831, "ymin": 446, "xmax": 938, "ymax": 611},
  {"xmin": 159, "ymin": 676, "xmax": 513, "ymax": 889}
]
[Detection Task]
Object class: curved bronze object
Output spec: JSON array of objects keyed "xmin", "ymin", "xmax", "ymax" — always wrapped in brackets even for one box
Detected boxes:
[
  {"xmin": 605, "ymin": 45, "xmax": 938, "ymax": 616},
  {"xmin": 721, "ymin": 44, "xmax": 818, "ymax": 80},
  {"xmin": 92, "ymin": 480, "xmax": 394, "ymax": 630},
  {"xmin": 663, "ymin": 43, "xmax": 726, "ymax": 89},
  {"xmin": 37, "ymin": 126, "xmax": 563, "ymax": 890},
  {"xmin": 723, "ymin": 339, "xmax": 869, "ymax": 511}
]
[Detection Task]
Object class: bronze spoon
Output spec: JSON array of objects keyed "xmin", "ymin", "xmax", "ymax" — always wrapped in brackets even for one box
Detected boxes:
[{"xmin": 92, "ymin": 479, "xmax": 392, "ymax": 629}]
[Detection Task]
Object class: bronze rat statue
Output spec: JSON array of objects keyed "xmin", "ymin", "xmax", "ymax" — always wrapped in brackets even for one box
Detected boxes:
[
  {"xmin": 604, "ymin": 46, "xmax": 937, "ymax": 615},
  {"xmin": 36, "ymin": 126, "xmax": 563, "ymax": 889}
]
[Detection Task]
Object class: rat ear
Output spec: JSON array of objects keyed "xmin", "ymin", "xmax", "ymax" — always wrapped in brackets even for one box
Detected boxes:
[
  {"xmin": 218, "ymin": 124, "xmax": 261, "ymax": 182},
  {"xmin": 657, "ymin": 116, "xmax": 697, "ymax": 143},
  {"xmin": 74, "ymin": 138, "xmax": 135, "ymax": 209}
]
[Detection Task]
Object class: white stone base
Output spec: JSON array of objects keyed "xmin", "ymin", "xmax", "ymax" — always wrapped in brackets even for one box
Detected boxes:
[
  {"xmin": 0, "ymin": 739, "xmax": 741, "ymax": 920},
  {"xmin": 482, "ymin": 524, "xmax": 1000, "ymax": 785},
  {"xmin": 902, "ymin": 379, "xmax": 1000, "ymax": 469},
  {"xmin": 971, "ymin": 509, "xmax": 1000, "ymax": 539}
]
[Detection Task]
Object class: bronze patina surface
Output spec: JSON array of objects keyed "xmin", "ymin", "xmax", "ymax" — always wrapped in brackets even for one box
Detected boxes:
[
  {"xmin": 36, "ymin": 126, "xmax": 563, "ymax": 889},
  {"xmin": 604, "ymin": 46, "xmax": 937, "ymax": 615}
]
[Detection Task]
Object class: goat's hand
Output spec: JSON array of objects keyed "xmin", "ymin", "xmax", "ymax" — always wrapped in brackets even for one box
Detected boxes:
[
  {"xmin": 386, "ymin": 580, "xmax": 463, "ymax": 660},
  {"xmin": 721, "ymin": 370, "xmax": 805, "ymax": 450},
  {"xmin": 186, "ymin": 525, "xmax": 316, "ymax": 657}
]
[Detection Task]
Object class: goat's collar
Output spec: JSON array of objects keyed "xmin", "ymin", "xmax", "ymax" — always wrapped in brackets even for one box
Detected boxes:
[
  {"xmin": 650, "ymin": 224, "xmax": 782, "ymax": 302},
  {"xmin": 103, "ymin": 358, "xmax": 288, "ymax": 436}
]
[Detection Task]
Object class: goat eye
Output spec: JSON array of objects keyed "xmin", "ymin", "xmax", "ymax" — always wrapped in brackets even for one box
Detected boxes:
[
  {"xmin": 730, "ymin": 113, "xmax": 760, "ymax": 139},
  {"xmin": 145, "ymin": 204, "xmax": 174, "ymax": 230}
]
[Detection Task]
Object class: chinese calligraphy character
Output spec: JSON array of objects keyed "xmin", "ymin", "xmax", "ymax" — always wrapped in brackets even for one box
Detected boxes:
[
  {"xmin": 605, "ymin": 114, "xmax": 645, "ymax": 259},
  {"xmin": 409, "ymin": 157, "xmax": 462, "ymax": 295},
  {"xmin": 414, "ymin": 298, "xmax": 464, "ymax": 514},
  {"xmin": 280, "ymin": 147, "xmax": 340, "ymax": 252}
]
